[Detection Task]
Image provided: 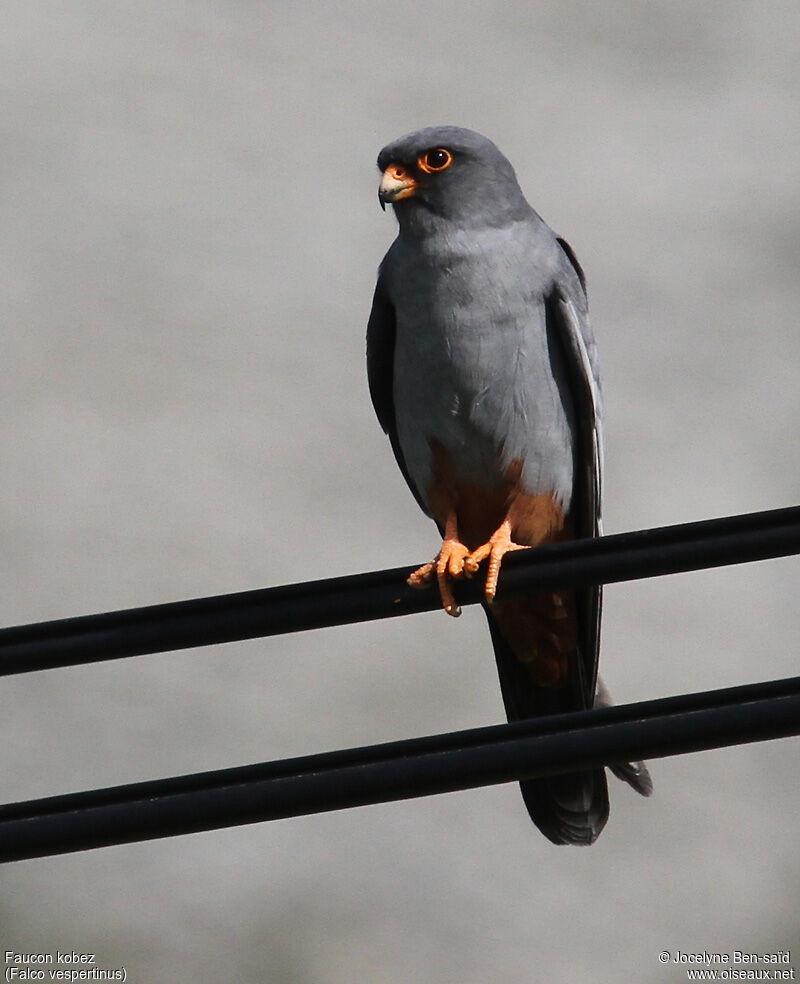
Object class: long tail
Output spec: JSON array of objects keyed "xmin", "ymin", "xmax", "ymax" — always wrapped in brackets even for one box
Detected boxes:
[{"xmin": 483, "ymin": 606, "xmax": 651, "ymax": 845}]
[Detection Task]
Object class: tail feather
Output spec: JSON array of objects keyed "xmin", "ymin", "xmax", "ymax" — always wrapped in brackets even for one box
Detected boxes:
[
  {"xmin": 484, "ymin": 605, "xmax": 608, "ymax": 845},
  {"xmin": 484, "ymin": 605, "xmax": 651, "ymax": 845},
  {"xmin": 520, "ymin": 765, "xmax": 609, "ymax": 846}
]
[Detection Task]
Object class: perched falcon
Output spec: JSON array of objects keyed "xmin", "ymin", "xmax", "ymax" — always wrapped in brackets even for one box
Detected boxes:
[{"xmin": 367, "ymin": 126, "xmax": 652, "ymax": 845}]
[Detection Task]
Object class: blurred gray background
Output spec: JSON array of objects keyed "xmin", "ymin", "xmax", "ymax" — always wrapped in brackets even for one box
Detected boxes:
[{"xmin": 1, "ymin": 2, "xmax": 799, "ymax": 981}]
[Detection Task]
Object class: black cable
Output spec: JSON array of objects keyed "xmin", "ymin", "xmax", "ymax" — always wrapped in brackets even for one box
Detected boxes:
[
  {"xmin": 0, "ymin": 505, "xmax": 799, "ymax": 677},
  {"xmin": 0, "ymin": 674, "xmax": 798, "ymax": 862}
]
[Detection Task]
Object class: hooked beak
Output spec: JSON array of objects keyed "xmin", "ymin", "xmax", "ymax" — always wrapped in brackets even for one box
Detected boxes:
[{"xmin": 378, "ymin": 163, "xmax": 418, "ymax": 210}]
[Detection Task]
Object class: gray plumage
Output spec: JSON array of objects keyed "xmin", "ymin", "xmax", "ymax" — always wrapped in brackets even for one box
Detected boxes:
[{"xmin": 367, "ymin": 126, "xmax": 651, "ymax": 844}]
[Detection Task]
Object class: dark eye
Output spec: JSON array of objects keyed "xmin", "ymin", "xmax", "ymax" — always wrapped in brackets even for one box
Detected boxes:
[{"xmin": 417, "ymin": 148, "xmax": 453, "ymax": 173}]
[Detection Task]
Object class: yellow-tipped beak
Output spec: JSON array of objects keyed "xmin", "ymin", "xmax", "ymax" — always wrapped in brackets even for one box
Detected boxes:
[{"xmin": 378, "ymin": 164, "xmax": 418, "ymax": 209}]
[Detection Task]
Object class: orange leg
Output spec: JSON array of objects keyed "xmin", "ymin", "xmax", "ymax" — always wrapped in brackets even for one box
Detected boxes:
[
  {"xmin": 464, "ymin": 519, "xmax": 526, "ymax": 603},
  {"xmin": 407, "ymin": 511, "xmax": 470, "ymax": 617}
]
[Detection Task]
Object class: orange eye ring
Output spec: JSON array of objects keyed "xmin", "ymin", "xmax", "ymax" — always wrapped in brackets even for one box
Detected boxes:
[{"xmin": 417, "ymin": 148, "xmax": 453, "ymax": 174}]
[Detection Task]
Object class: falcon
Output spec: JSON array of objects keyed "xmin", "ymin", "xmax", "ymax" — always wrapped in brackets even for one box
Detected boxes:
[{"xmin": 367, "ymin": 126, "xmax": 651, "ymax": 844}]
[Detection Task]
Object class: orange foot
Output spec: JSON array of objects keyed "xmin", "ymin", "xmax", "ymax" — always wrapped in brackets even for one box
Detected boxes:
[
  {"xmin": 464, "ymin": 519, "xmax": 526, "ymax": 603},
  {"xmin": 407, "ymin": 515, "xmax": 470, "ymax": 617}
]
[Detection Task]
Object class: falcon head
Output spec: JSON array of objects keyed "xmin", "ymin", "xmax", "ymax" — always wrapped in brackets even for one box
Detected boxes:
[{"xmin": 376, "ymin": 125, "xmax": 530, "ymax": 229}]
